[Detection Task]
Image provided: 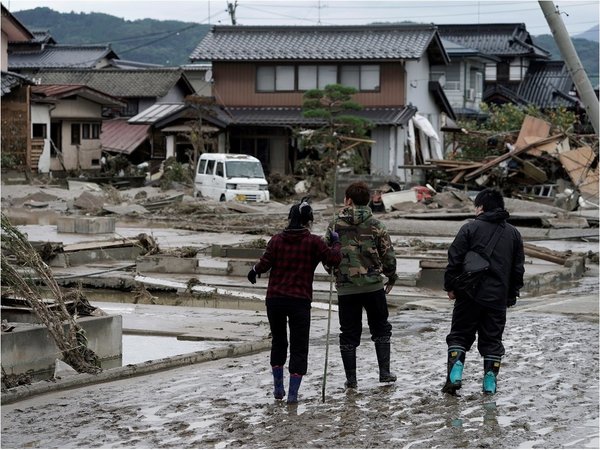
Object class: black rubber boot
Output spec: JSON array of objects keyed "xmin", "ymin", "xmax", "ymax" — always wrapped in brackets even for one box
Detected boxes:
[
  {"xmin": 441, "ymin": 346, "xmax": 466, "ymax": 396},
  {"xmin": 482, "ymin": 356, "xmax": 501, "ymax": 394},
  {"xmin": 340, "ymin": 345, "xmax": 357, "ymax": 389},
  {"xmin": 374, "ymin": 339, "xmax": 397, "ymax": 383}
]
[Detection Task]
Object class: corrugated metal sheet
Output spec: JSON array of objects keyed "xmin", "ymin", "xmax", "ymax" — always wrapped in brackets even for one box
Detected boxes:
[
  {"xmin": 128, "ymin": 103, "xmax": 187, "ymax": 124},
  {"xmin": 101, "ymin": 119, "xmax": 150, "ymax": 155},
  {"xmin": 438, "ymin": 24, "xmax": 550, "ymax": 59},
  {"xmin": 33, "ymin": 68, "xmax": 192, "ymax": 98},
  {"xmin": 191, "ymin": 24, "xmax": 438, "ymax": 61},
  {"xmin": 9, "ymin": 45, "xmax": 117, "ymax": 69}
]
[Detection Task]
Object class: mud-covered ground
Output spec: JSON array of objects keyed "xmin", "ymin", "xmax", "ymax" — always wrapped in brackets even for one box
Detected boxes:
[{"xmin": 2, "ymin": 279, "xmax": 598, "ymax": 449}]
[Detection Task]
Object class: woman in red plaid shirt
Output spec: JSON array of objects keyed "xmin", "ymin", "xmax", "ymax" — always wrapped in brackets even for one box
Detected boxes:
[{"xmin": 248, "ymin": 197, "xmax": 341, "ymax": 404}]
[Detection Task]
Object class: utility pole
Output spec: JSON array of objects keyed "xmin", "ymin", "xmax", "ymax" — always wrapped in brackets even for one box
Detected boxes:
[
  {"xmin": 538, "ymin": 1, "xmax": 599, "ymax": 134},
  {"xmin": 227, "ymin": 1, "xmax": 237, "ymax": 25}
]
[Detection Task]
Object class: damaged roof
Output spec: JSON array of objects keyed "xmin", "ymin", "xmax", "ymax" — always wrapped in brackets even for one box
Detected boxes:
[
  {"xmin": 1, "ymin": 71, "xmax": 34, "ymax": 96},
  {"xmin": 437, "ymin": 23, "xmax": 550, "ymax": 59},
  {"xmin": 517, "ymin": 60, "xmax": 580, "ymax": 108},
  {"xmin": 30, "ymin": 68, "xmax": 195, "ymax": 98},
  {"xmin": 190, "ymin": 24, "xmax": 449, "ymax": 65}
]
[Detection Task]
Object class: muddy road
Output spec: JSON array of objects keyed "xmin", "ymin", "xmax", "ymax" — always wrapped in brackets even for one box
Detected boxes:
[{"xmin": 2, "ymin": 275, "xmax": 598, "ymax": 449}]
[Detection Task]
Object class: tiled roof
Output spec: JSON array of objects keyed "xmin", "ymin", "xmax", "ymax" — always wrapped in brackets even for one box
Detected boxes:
[
  {"xmin": 190, "ymin": 24, "xmax": 445, "ymax": 62},
  {"xmin": 31, "ymin": 68, "xmax": 194, "ymax": 98},
  {"xmin": 438, "ymin": 24, "xmax": 550, "ymax": 59},
  {"xmin": 1, "ymin": 71, "xmax": 34, "ymax": 96},
  {"xmin": 219, "ymin": 106, "xmax": 417, "ymax": 127},
  {"xmin": 29, "ymin": 29, "xmax": 56, "ymax": 44},
  {"xmin": 101, "ymin": 119, "xmax": 150, "ymax": 155},
  {"xmin": 31, "ymin": 84, "xmax": 125, "ymax": 107},
  {"xmin": 9, "ymin": 44, "xmax": 118, "ymax": 69},
  {"xmin": 517, "ymin": 61, "xmax": 579, "ymax": 108}
]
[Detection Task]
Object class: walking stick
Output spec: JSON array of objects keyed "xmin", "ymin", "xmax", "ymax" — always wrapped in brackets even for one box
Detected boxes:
[{"xmin": 321, "ymin": 145, "xmax": 339, "ymax": 403}]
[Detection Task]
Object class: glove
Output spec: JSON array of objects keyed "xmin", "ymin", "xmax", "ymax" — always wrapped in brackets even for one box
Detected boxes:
[
  {"xmin": 507, "ymin": 297, "xmax": 517, "ymax": 308},
  {"xmin": 330, "ymin": 231, "xmax": 340, "ymax": 244},
  {"xmin": 247, "ymin": 267, "xmax": 260, "ymax": 284}
]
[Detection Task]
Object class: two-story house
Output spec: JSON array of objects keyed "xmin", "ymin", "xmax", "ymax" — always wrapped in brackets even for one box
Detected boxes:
[
  {"xmin": 189, "ymin": 24, "xmax": 454, "ymax": 181},
  {"xmin": 437, "ymin": 23, "xmax": 552, "ymax": 105},
  {"xmin": 1, "ymin": 4, "xmax": 34, "ymax": 170},
  {"xmin": 31, "ymin": 68, "xmax": 197, "ymax": 165}
]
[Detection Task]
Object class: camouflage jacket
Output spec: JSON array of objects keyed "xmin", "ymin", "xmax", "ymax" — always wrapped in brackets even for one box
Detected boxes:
[{"xmin": 326, "ymin": 205, "xmax": 397, "ymax": 296}]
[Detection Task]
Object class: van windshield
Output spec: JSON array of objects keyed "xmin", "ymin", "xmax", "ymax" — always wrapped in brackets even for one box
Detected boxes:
[{"xmin": 225, "ymin": 161, "xmax": 265, "ymax": 178}]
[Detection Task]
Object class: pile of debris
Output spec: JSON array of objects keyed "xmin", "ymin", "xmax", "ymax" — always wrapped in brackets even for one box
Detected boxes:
[{"xmin": 429, "ymin": 116, "xmax": 598, "ymax": 209}]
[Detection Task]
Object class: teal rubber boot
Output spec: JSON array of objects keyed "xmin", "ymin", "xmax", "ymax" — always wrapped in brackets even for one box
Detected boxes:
[
  {"xmin": 482, "ymin": 356, "xmax": 501, "ymax": 394},
  {"xmin": 287, "ymin": 373, "xmax": 303, "ymax": 404},
  {"xmin": 441, "ymin": 346, "xmax": 466, "ymax": 395},
  {"xmin": 272, "ymin": 366, "xmax": 285, "ymax": 400}
]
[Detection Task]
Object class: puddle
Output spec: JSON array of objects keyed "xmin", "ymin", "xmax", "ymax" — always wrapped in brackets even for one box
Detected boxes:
[{"xmin": 122, "ymin": 334, "xmax": 237, "ymax": 365}]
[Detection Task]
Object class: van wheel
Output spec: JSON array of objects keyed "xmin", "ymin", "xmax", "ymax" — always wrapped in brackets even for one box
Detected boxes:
[{"xmin": 219, "ymin": 194, "xmax": 226, "ymax": 202}]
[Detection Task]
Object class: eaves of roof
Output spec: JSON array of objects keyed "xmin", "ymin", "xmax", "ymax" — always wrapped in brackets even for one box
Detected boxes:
[
  {"xmin": 9, "ymin": 45, "xmax": 119, "ymax": 69},
  {"xmin": 429, "ymin": 81, "xmax": 456, "ymax": 120},
  {"xmin": 190, "ymin": 24, "xmax": 442, "ymax": 62},
  {"xmin": 217, "ymin": 106, "xmax": 417, "ymax": 127},
  {"xmin": 31, "ymin": 84, "xmax": 126, "ymax": 107},
  {"xmin": 2, "ymin": 4, "xmax": 34, "ymax": 42}
]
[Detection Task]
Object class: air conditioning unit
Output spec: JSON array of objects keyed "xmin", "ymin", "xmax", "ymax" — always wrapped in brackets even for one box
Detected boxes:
[{"xmin": 467, "ymin": 88, "xmax": 476, "ymax": 101}]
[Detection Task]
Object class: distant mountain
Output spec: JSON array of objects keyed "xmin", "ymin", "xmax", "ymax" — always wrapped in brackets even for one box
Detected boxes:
[
  {"xmin": 533, "ymin": 34, "xmax": 599, "ymax": 85},
  {"xmin": 574, "ymin": 25, "xmax": 599, "ymax": 42},
  {"xmin": 13, "ymin": 7, "xmax": 210, "ymax": 66}
]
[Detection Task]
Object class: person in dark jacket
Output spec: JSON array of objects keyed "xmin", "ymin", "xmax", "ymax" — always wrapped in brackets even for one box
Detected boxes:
[
  {"xmin": 248, "ymin": 197, "xmax": 341, "ymax": 404},
  {"xmin": 442, "ymin": 188, "xmax": 525, "ymax": 395},
  {"xmin": 325, "ymin": 182, "xmax": 398, "ymax": 389}
]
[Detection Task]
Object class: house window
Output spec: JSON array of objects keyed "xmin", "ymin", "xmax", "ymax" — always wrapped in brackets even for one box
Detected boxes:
[
  {"xmin": 92, "ymin": 123, "xmax": 100, "ymax": 139},
  {"xmin": 298, "ymin": 65, "xmax": 317, "ymax": 90},
  {"xmin": 257, "ymin": 65, "xmax": 295, "ymax": 92},
  {"xmin": 82, "ymin": 123, "xmax": 90, "ymax": 139},
  {"xmin": 123, "ymin": 99, "xmax": 139, "ymax": 117},
  {"xmin": 497, "ymin": 61, "xmax": 510, "ymax": 82},
  {"xmin": 475, "ymin": 72, "xmax": 483, "ymax": 95},
  {"xmin": 485, "ymin": 64, "xmax": 497, "ymax": 81},
  {"xmin": 71, "ymin": 124, "xmax": 81, "ymax": 145},
  {"xmin": 340, "ymin": 65, "xmax": 380, "ymax": 90},
  {"xmin": 318, "ymin": 65, "xmax": 337, "ymax": 89},
  {"xmin": 32, "ymin": 123, "xmax": 47, "ymax": 139}
]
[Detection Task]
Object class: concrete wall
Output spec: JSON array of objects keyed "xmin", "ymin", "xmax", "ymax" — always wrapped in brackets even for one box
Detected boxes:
[{"xmin": 1, "ymin": 315, "xmax": 123, "ymax": 379}]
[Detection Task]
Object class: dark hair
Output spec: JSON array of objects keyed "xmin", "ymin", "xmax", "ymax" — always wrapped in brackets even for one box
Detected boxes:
[
  {"xmin": 474, "ymin": 188, "xmax": 504, "ymax": 211},
  {"xmin": 288, "ymin": 196, "xmax": 314, "ymax": 228},
  {"xmin": 345, "ymin": 181, "xmax": 371, "ymax": 206}
]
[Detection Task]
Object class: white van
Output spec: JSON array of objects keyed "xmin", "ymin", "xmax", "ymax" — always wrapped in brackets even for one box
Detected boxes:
[{"xmin": 194, "ymin": 153, "xmax": 270, "ymax": 202}]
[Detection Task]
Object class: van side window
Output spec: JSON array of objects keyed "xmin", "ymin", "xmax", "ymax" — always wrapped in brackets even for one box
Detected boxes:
[
  {"xmin": 198, "ymin": 160, "xmax": 207, "ymax": 174},
  {"xmin": 215, "ymin": 162, "xmax": 224, "ymax": 177},
  {"xmin": 206, "ymin": 160, "xmax": 215, "ymax": 175}
]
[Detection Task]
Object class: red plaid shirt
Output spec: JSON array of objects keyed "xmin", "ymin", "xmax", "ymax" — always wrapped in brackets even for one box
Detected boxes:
[{"xmin": 254, "ymin": 228, "xmax": 341, "ymax": 301}]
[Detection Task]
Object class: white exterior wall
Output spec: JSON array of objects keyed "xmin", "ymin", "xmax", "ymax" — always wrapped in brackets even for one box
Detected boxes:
[
  {"xmin": 405, "ymin": 55, "xmax": 445, "ymax": 161},
  {"xmin": 31, "ymin": 103, "xmax": 52, "ymax": 173},
  {"xmin": 158, "ymin": 85, "xmax": 187, "ymax": 103},
  {"xmin": 1, "ymin": 30, "xmax": 8, "ymax": 71},
  {"xmin": 52, "ymin": 97, "xmax": 102, "ymax": 119}
]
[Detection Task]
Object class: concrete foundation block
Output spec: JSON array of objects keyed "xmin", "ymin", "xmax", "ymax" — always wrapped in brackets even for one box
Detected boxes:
[
  {"xmin": 1, "ymin": 315, "xmax": 123, "ymax": 380},
  {"xmin": 57, "ymin": 217, "xmax": 115, "ymax": 234}
]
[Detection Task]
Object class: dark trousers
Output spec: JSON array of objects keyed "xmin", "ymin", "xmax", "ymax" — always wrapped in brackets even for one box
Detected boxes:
[
  {"xmin": 446, "ymin": 297, "xmax": 506, "ymax": 356},
  {"xmin": 338, "ymin": 289, "xmax": 392, "ymax": 349},
  {"xmin": 266, "ymin": 297, "xmax": 311, "ymax": 375}
]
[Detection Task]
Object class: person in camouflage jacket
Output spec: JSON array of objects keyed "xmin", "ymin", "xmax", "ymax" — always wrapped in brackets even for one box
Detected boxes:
[{"xmin": 325, "ymin": 181, "xmax": 398, "ymax": 389}]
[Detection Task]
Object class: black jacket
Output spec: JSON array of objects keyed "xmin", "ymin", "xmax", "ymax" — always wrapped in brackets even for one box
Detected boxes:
[{"xmin": 444, "ymin": 208, "xmax": 525, "ymax": 309}]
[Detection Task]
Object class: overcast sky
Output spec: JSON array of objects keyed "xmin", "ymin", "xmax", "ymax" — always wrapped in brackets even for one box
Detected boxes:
[{"xmin": 6, "ymin": 0, "xmax": 599, "ymax": 35}]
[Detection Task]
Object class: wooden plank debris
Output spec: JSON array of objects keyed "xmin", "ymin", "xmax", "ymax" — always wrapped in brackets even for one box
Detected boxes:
[
  {"xmin": 558, "ymin": 146, "xmax": 599, "ymax": 202},
  {"xmin": 523, "ymin": 243, "xmax": 571, "ymax": 265},
  {"xmin": 515, "ymin": 115, "xmax": 551, "ymax": 156}
]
